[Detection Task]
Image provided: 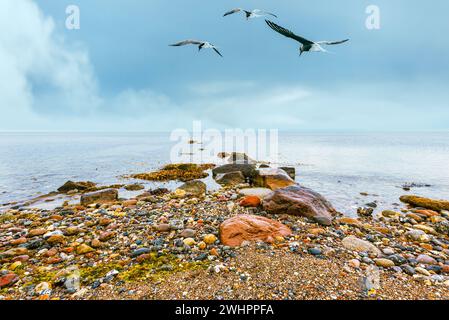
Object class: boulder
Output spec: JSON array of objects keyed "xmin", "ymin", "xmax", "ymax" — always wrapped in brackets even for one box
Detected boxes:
[
  {"xmin": 400, "ymin": 195, "xmax": 449, "ymax": 211},
  {"xmin": 212, "ymin": 163, "xmax": 257, "ymax": 181},
  {"xmin": 239, "ymin": 188, "xmax": 273, "ymax": 199},
  {"xmin": 218, "ymin": 152, "xmax": 256, "ymax": 164},
  {"xmin": 254, "ymin": 168, "xmax": 296, "ymax": 190},
  {"xmin": 342, "ymin": 236, "xmax": 382, "ymax": 257},
  {"xmin": 58, "ymin": 181, "xmax": 96, "ymax": 193},
  {"xmin": 177, "ymin": 180, "xmax": 206, "ymax": 197},
  {"xmin": 279, "ymin": 167, "xmax": 296, "ymax": 180},
  {"xmin": 124, "ymin": 184, "xmax": 145, "ymax": 191},
  {"xmin": 215, "ymin": 171, "xmax": 246, "ymax": 186},
  {"xmin": 80, "ymin": 189, "xmax": 118, "ymax": 206},
  {"xmin": 219, "ymin": 214, "xmax": 292, "ymax": 247},
  {"xmin": 263, "ymin": 185, "xmax": 336, "ymax": 225}
]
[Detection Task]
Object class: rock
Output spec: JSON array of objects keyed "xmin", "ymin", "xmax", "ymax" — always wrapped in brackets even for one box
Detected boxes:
[
  {"xmin": 99, "ymin": 231, "xmax": 115, "ymax": 242},
  {"xmin": 179, "ymin": 229, "xmax": 196, "ymax": 238},
  {"xmin": 169, "ymin": 219, "xmax": 184, "ymax": 230},
  {"xmin": 402, "ymin": 265, "xmax": 416, "ymax": 276},
  {"xmin": 215, "ymin": 171, "xmax": 246, "ymax": 186},
  {"xmin": 124, "ymin": 184, "xmax": 145, "ymax": 191},
  {"xmin": 177, "ymin": 180, "xmax": 206, "ymax": 197},
  {"xmin": 263, "ymin": 185, "xmax": 335, "ymax": 226},
  {"xmin": 219, "ymin": 214, "xmax": 292, "ymax": 247},
  {"xmin": 80, "ymin": 189, "xmax": 118, "ymax": 206},
  {"xmin": 337, "ymin": 217, "xmax": 362, "ymax": 227},
  {"xmin": 357, "ymin": 207, "xmax": 374, "ymax": 217},
  {"xmin": 364, "ymin": 266, "xmax": 380, "ymax": 291},
  {"xmin": 47, "ymin": 234, "xmax": 66, "ymax": 245},
  {"xmin": 382, "ymin": 210, "xmax": 400, "ymax": 218},
  {"xmin": 198, "ymin": 241, "xmax": 207, "ymax": 250},
  {"xmin": 0, "ymin": 273, "xmax": 18, "ymax": 288},
  {"xmin": 173, "ymin": 189, "xmax": 186, "ymax": 198},
  {"xmin": 279, "ymin": 167, "xmax": 296, "ymax": 180},
  {"xmin": 65, "ymin": 273, "xmax": 80, "ymax": 293},
  {"xmin": 308, "ymin": 248, "xmax": 322, "ymax": 256},
  {"xmin": 183, "ymin": 238, "xmax": 196, "ymax": 246},
  {"xmin": 239, "ymin": 196, "xmax": 261, "ymax": 208},
  {"xmin": 415, "ymin": 267, "xmax": 431, "ymax": 276},
  {"xmin": 254, "ymin": 168, "xmax": 296, "ymax": 190},
  {"xmin": 405, "ymin": 229, "xmax": 431, "ymax": 243},
  {"xmin": 212, "ymin": 164, "xmax": 257, "ymax": 181},
  {"xmin": 375, "ymin": 258, "xmax": 395, "ymax": 268},
  {"xmin": 203, "ymin": 234, "xmax": 217, "ymax": 245},
  {"xmin": 27, "ymin": 228, "xmax": 47, "ymax": 238},
  {"xmin": 58, "ymin": 181, "xmax": 96, "ymax": 193},
  {"xmin": 239, "ymin": 188, "xmax": 273, "ymax": 199},
  {"xmin": 416, "ymin": 254, "xmax": 437, "ymax": 265},
  {"xmin": 91, "ymin": 239, "xmax": 102, "ymax": 248},
  {"xmin": 435, "ymin": 220, "xmax": 449, "ymax": 235},
  {"xmin": 348, "ymin": 259, "xmax": 361, "ymax": 268},
  {"xmin": 9, "ymin": 261, "xmax": 22, "ymax": 271},
  {"xmin": 64, "ymin": 226, "xmax": 81, "ymax": 236},
  {"xmin": 220, "ymin": 152, "xmax": 256, "ymax": 164},
  {"xmin": 35, "ymin": 282, "xmax": 52, "ymax": 295},
  {"xmin": 76, "ymin": 244, "xmax": 94, "ymax": 255},
  {"xmin": 413, "ymin": 225, "xmax": 438, "ymax": 235},
  {"xmin": 131, "ymin": 248, "xmax": 151, "ymax": 258},
  {"xmin": 122, "ymin": 199, "xmax": 138, "ymax": 207},
  {"xmin": 400, "ymin": 195, "xmax": 449, "ymax": 211},
  {"xmin": 342, "ymin": 236, "xmax": 382, "ymax": 257},
  {"xmin": 155, "ymin": 224, "xmax": 170, "ymax": 232}
]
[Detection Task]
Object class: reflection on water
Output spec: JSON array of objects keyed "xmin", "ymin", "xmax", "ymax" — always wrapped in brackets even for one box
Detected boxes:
[{"xmin": 1, "ymin": 132, "xmax": 449, "ymax": 215}]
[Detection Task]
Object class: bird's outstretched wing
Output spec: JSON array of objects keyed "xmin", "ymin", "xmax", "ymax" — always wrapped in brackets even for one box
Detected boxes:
[
  {"xmin": 223, "ymin": 8, "xmax": 242, "ymax": 17},
  {"xmin": 265, "ymin": 20, "xmax": 313, "ymax": 45},
  {"xmin": 170, "ymin": 40, "xmax": 203, "ymax": 46},
  {"xmin": 316, "ymin": 39, "xmax": 349, "ymax": 45},
  {"xmin": 253, "ymin": 9, "xmax": 278, "ymax": 18},
  {"xmin": 213, "ymin": 48, "xmax": 223, "ymax": 57}
]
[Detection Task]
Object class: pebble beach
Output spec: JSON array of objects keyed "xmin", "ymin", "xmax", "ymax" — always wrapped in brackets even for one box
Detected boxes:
[{"xmin": 1, "ymin": 156, "xmax": 449, "ymax": 301}]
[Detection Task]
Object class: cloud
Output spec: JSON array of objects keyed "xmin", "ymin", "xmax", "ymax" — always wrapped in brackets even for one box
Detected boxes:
[
  {"xmin": 0, "ymin": 0, "xmax": 182, "ymax": 131},
  {"xmin": 1, "ymin": 0, "xmax": 448, "ymax": 132}
]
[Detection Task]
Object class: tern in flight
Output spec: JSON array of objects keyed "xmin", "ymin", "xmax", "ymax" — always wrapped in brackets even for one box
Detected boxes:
[
  {"xmin": 265, "ymin": 20, "xmax": 349, "ymax": 56},
  {"xmin": 169, "ymin": 40, "xmax": 223, "ymax": 57},
  {"xmin": 224, "ymin": 8, "xmax": 277, "ymax": 20}
]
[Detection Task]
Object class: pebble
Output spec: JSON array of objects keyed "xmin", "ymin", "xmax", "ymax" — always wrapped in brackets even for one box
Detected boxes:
[
  {"xmin": 183, "ymin": 238, "xmax": 196, "ymax": 246},
  {"xmin": 416, "ymin": 254, "xmax": 437, "ymax": 265},
  {"xmin": 203, "ymin": 234, "xmax": 217, "ymax": 245},
  {"xmin": 415, "ymin": 267, "xmax": 431, "ymax": 276},
  {"xmin": 375, "ymin": 258, "xmax": 395, "ymax": 268}
]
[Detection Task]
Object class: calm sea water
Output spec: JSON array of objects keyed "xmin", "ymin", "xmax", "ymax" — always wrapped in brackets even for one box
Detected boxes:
[{"xmin": 1, "ymin": 132, "xmax": 449, "ymax": 215}]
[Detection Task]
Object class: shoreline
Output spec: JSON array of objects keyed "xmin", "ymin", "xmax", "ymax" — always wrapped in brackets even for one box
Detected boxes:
[{"xmin": 1, "ymin": 161, "xmax": 449, "ymax": 300}]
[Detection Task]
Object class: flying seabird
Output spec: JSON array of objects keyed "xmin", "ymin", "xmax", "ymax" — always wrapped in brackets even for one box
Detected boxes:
[
  {"xmin": 265, "ymin": 20, "xmax": 349, "ymax": 56},
  {"xmin": 169, "ymin": 40, "xmax": 223, "ymax": 57},
  {"xmin": 224, "ymin": 8, "xmax": 277, "ymax": 20}
]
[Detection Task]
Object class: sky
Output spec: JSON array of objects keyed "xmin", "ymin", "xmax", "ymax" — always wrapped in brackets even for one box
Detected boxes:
[{"xmin": 0, "ymin": 0, "xmax": 449, "ymax": 132}]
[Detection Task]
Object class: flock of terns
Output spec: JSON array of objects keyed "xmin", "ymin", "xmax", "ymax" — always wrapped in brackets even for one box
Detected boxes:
[{"xmin": 170, "ymin": 7, "xmax": 349, "ymax": 58}]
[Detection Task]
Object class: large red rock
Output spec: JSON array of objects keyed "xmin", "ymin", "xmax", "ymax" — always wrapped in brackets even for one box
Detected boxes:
[
  {"xmin": 219, "ymin": 214, "xmax": 292, "ymax": 247},
  {"xmin": 263, "ymin": 185, "xmax": 336, "ymax": 226},
  {"xmin": 254, "ymin": 168, "xmax": 296, "ymax": 190}
]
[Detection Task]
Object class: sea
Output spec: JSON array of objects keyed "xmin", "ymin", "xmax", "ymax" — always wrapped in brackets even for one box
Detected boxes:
[{"xmin": 1, "ymin": 132, "xmax": 449, "ymax": 216}]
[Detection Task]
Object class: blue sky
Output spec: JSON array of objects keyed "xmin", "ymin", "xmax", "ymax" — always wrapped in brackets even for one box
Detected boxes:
[{"xmin": 1, "ymin": 0, "xmax": 449, "ymax": 131}]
